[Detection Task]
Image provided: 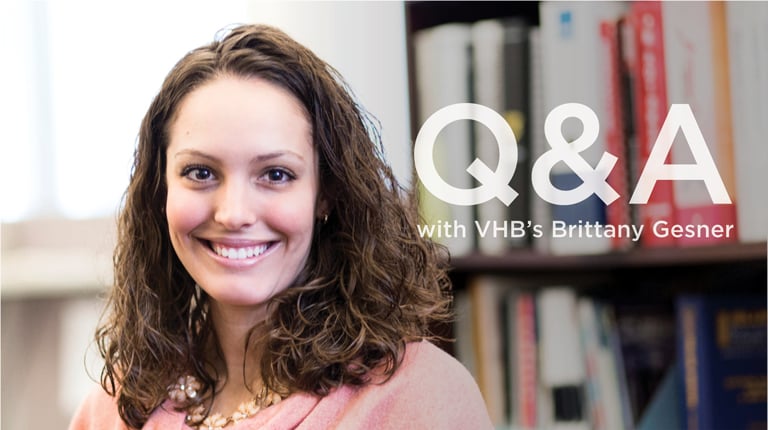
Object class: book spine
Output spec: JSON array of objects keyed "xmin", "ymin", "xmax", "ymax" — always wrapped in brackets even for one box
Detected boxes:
[
  {"xmin": 578, "ymin": 298, "xmax": 608, "ymax": 430},
  {"xmin": 627, "ymin": 1, "xmax": 677, "ymax": 248},
  {"xmin": 538, "ymin": 287, "xmax": 588, "ymax": 429},
  {"xmin": 469, "ymin": 276, "xmax": 507, "ymax": 426},
  {"xmin": 471, "ymin": 20, "xmax": 514, "ymax": 255},
  {"xmin": 538, "ymin": 2, "xmax": 626, "ymax": 255},
  {"xmin": 599, "ymin": 305, "xmax": 634, "ymax": 430},
  {"xmin": 661, "ymin": 2, "xmax": 738, "ymax": 246},
  {"xmin": 599, "ymin": 19, "xmax": 633, "ymax": 251},
  {"xmin": 502, "ymin": 19, "xmax": 531, "ymax": 249},
  {"xmin": 527, "ymin": 27, "xmax": 552, "ymax": 254},
  {"xmin": 726, "ymin": 2, "xmax": 768, "ymax": 243},
  {"xmin": 677, "ymin": 294, "xmax": 768, "ymax": 430},
  {"xmin": 516, "ymin": 292, "xmax": 538, "ymax": 429},
  {"xmin": 413, "ymin": 24, "xmax": 476, "ymax": 256},
  {"xmin": 677, "ymin": 298, "xmax": 707, "ymax": 430}
]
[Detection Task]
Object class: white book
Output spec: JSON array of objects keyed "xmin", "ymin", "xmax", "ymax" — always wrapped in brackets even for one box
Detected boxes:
[
  {"xmin": 414, "ymin": 24, "xmax": 475, "ymax": 256},
  {"xmin": 471, "ymin": 19, "xmax": 511, "ymax": 255},
  {"xmin": 726, "ymin": 2, "xmax": 768, "ymax": 243},
  {"xmin": 527, "ymin": 27, "xmax": 552, "ymax": 254},
  {"xmin": 537, "ymin": 287, "xmax": 588, "ymax": 429},
  {"xmin": 538, "ymin": 287, "xmax": 585, "ymax": 387},
  {"xmin": 538, "ymin": 2, "xmax": 626, "ymax": 255}
]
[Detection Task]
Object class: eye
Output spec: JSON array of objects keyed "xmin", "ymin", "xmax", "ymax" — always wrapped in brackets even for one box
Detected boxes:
[
  {"xmin": 181, "ymin": 165, "xmax": 215, "ymax": 182},
  {"xmin": 263, "ymin": 168, "xmax": 295, "ymax": 184}
]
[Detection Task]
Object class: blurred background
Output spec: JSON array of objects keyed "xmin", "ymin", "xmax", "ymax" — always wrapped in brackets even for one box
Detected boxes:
[{"xmin": 0, "ymin": 1, "xmax": 412, "ymax": 428}]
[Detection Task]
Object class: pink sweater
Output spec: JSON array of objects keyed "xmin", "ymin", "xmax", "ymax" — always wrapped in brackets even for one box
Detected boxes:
[{"xmin": 69, "ymin": 341, "xmax": 493, "ymax": 429}]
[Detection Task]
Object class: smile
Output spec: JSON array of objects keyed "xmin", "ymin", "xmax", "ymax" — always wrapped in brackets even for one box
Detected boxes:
[{"xmin": 209, "ymin": 242, "xmax": 271, "ymax": 260}]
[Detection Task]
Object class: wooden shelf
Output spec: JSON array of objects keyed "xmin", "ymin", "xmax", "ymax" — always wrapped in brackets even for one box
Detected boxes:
[{"xmin": 448, "ymin": 242, "xmax": 767, "ymax": 273}]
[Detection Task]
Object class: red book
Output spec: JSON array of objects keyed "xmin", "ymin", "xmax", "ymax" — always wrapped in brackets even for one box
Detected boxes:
[
  {"xmin": 515, "ymin": 293, "xmax": 538, "ymax": 428},
  {"xmin": 627, "ymin": 1, "xmax": 677, "ymax": 247}
]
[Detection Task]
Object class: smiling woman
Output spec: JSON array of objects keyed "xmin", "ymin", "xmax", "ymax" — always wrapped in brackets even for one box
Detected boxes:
[
  {"xmin": 165, "ymin": 77, "xmax": 319, "ymax": 316},
  {"xmin": 68, "ymin": 24, "xmax": 493, "ymax": 429}
]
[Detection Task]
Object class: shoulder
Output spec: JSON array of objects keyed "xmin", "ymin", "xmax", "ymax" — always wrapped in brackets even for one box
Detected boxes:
[
  {"xmin": 398, "ymin": 340, "xmax": 473, "ymax": 381},
  {"xmin": 68, "ymin": 385, "xmax": 129, "ymax": 430},
  {"xmin": 69, "ymin": 385, "xmax": 186, "ymax": 430},
  {"xmin": 392, "ymin": 340, "xmax": 491, "ymax": 409},
  {"xmin": 333, "ymin": 341, "xmax": 494, "ymax": 429}
]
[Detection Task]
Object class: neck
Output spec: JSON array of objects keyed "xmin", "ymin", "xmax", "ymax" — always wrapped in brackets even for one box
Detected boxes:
[
  {"xmin": 202, "ymin": 300, "xmax": 271, "ymax": 418},
  {"xmin": 208, "ymin": 301, "xmax": 268, "ymax": 391}
]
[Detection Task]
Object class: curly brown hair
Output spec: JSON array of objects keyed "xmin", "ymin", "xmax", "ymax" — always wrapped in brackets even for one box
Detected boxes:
[{"xmin": 95, "ymin": 24, "xmax": 452, "ymax": 428}]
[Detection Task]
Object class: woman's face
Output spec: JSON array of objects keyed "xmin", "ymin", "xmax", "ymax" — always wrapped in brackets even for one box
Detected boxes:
[{"xmin": 165, "ymin": 75, "xmax": 319, "ymax": 314}]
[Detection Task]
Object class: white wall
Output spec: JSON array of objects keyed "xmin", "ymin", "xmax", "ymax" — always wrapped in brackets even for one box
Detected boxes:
[
  {"xmin": 246, "ymin": 1, "xmax": 413, "ymax": 187},
  {"xmin": 0, "ymin": 1, "xmax": 411, "ymax": 223}
]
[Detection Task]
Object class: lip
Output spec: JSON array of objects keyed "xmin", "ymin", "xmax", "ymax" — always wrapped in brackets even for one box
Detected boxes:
[{"xmin": 199, "ymin": 238, "xmax": 278, "ymax": 268}]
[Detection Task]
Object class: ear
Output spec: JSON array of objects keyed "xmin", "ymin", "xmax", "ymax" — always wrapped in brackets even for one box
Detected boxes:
[{"xmin": 316, "ymin": 197, "xmax": 330, "ymax": 221}]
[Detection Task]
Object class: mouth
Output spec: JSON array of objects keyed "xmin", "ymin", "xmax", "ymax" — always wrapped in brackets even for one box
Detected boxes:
[{"xmin": 204, "ymin": 240, "xmax": 275, "ymax": 260}]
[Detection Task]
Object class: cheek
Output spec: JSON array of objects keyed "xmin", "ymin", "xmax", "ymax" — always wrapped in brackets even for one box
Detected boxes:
[
  {"xmin": 267, "ymin": 193, "xmax": 318, "ymax": 240},
  {"xmin": 165, "ymin": 187, "xmax": 208, "ymax": 237}
]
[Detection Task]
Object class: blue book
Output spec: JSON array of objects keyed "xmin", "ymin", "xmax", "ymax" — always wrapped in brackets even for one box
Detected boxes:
[{"xmin": 676, "ymin": 294, "xmax": 767, "ymax": 430}]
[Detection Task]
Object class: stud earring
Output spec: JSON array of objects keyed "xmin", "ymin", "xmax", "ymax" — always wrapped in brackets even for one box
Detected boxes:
[{"xmin": 322, "ymin": 214, "xmax": 329, "ymax": 224}]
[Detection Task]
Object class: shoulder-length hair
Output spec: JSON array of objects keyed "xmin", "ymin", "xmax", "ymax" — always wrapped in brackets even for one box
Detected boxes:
[{"xmin": 97, "ymin": 24, "xmax": 452, "ymax": 428}]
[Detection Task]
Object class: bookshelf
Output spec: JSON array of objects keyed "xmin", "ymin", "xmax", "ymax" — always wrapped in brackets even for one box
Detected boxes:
[
  {"xmin": 450, "ymin": 242, "xmax": 767, "ymax": 273},
  {"xmin": 405, "ymin": 0, "xmax": 767, "ymax": 278},
  {"xmin": 404, "ymin": 0, "xmax": 767, "ymax": 279},
  {"xmin": 405, "ymin": 2, "xmax": 768, "ymax": 429}
]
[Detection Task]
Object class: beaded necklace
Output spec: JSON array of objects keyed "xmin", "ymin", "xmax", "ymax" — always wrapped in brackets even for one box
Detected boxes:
[{"xmin": 168, "ymin": 375, "xmax": 283, "ymax": 430}]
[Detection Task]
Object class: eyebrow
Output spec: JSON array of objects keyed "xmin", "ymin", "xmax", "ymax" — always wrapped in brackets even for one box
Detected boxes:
[{"xmin": 173, "ymin": 149, "xmax": 305, "ymax": 163}]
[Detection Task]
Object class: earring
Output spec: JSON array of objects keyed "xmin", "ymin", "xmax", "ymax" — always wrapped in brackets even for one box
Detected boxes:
[{"xmin": 322, "ymin": 214, "xmax": 329, "ymax": 224}]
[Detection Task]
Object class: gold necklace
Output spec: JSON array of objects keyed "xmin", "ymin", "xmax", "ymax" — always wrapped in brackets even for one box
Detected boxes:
[{"xmin": 168, "ymin": 375, "xmax": 283, "ymax": 430}]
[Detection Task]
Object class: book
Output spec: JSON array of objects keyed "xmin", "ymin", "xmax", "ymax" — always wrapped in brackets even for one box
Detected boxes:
[
  {"xmin": 468, "ymin": 275, "xmax": 509, "ymax": 426},
  {"xmin": 537, "ymin": 286, "xmax": 588, "ymax": 430},
  {"xmin": 505, "ymin": 289, "xmax": 538, "ymax": 429},
  {"xmin": 538, "ymin": 1, "xmax": 627, "ymax": 255},
  {"xmin": 600, "ymin": 303, "xmax": 634, "ymax": 430},
  {"xmin": 500, "ymin": 19, "xmax": 532, "ymax": 249},
  {"xmin": 726, "ymin": 1, "xmax": 768, "ymax": 243},
  {"xmin": 676, "ymin": 294, "xmax": 767, "ymax": 430},
  {"xmin": 527, "ymin": 26, "xmax": 552, "ymax": 254},
  {"xmin": 471, "ymin": 19, "xmax": 531, "ymax": 255},
  {"xmin": 578, "ymin": 298, "xmax": 609, "ymax": 430},
  {"xmin": 617, "ymin": 17, "xmax": 641, "ymax": 247},
  {"xmin": 470, "ymin": 19, "xmax": 507, "ymax": 256},
  {"xmin": 661, "ymin": 1, "xmax": 738, "ymax": 247},
  {"xmin": 472, "ymin": 19, "xmax": 524, "ymax": 255},
  {"xmin": 577, "ymin": 298, "xmax": 628, "ymax": 430},
  {"xmin": 413, "ymin": 23, "xmax": 476, "ymax": 256},
  {"xmin": 625, "ymin": 1, "xmax": 677, "ymax": 248},
  {"xmin": 614, "ymin": 300, "xmax": 677, "ymax": 424},
  {"xmin": 598, "ymin": 18, "xmax": 634, "ymax": 252}
]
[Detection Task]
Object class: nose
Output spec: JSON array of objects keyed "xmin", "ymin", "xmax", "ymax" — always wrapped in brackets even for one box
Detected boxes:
[{"xmin": 213, "ymin": 180, "xmax": 258, "ymax": 230}]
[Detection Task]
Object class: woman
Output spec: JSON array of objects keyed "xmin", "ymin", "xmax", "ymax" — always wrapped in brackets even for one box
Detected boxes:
[{"xmin": 70, "ymin": 24, "xmax": 492, "ymax": 429}]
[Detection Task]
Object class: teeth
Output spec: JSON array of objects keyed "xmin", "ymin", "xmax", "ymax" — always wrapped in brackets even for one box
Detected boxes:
[{"xmin": 212, "ymin": 243, "xmax": 269, "ymax": 260}]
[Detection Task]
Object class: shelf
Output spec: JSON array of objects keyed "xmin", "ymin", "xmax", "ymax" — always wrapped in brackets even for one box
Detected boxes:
[
  {"xmin": 406, "ymin": 1, "xmax": 539, "ymax": 33},
  {"xmin": 448, "ymin": 242, "xmax": 767, "ymax": 273}
]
